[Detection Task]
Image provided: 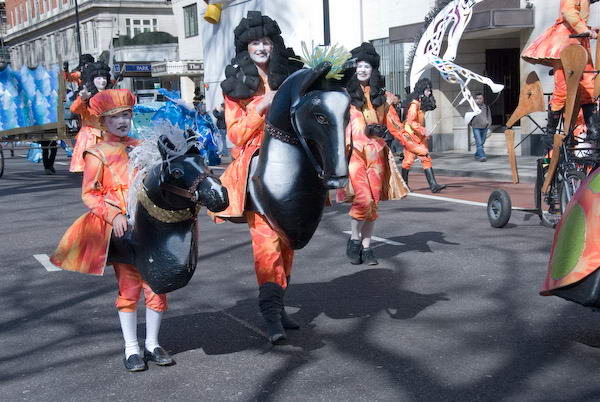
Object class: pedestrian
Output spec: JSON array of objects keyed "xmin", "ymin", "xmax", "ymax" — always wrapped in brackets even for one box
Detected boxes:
[
  {"xmin": 212, "ymin": 11, "xmax": 303, "ymax": 344},
  {"xmin": 399, "ymin": 78, "xmax": 446, "ymax": 193},
  {"xmin": 212, "ymin": 102, "xmax": 229, "ymax": 156},
  {"xmin": 341, "ymin": 42, "xmax": 409, "ymax": 266},
  {"xmin": 69, "ymin": 62, "xmax": 112, "ymax": 173},
  {"xmin": 469, "ymin": 93, "xmax": 492, "ymax": 162},
  {"xmin": 37, "ymin": 140, "xmax": 57, "ymax": 175},
  {"xmin": 50, "ymin": 89, "xmax": 173, "ymax": 372}
]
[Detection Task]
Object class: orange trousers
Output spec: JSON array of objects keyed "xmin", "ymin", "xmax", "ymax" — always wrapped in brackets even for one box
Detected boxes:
[
  {"xmin": 348, "ymin": 151, "xmax": 384, "ymax": 222},
  {"xmin": 551, "ymin": 59, "xmax": 595, "ymax": 112},
  {"xmin": 401, "ymin": 132, "xmax": 432, "ymax": 170},
  {"xmin": 245, "ymin": 211, "xmax": 294, "ymax": 288},
  {"xmin": 113, "ymin": 263, "xmax": 167, "ymax": 313}
]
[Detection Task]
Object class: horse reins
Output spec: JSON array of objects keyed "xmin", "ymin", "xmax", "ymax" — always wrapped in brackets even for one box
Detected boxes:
[{"xmin": 266, "ymin": 120, "xmax": 327, "ymax": 179}]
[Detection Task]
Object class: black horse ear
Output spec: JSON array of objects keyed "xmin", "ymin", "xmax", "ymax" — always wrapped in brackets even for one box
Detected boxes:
[
  {"xmin": 157, "ymin": 135, "xmax": 175, "ymax": 161},
  {"xmin": 299, "ymin": 61, "xmax": 332, "ymax": 96}
]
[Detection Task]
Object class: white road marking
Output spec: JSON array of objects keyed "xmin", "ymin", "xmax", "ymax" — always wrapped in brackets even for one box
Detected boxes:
[
  {"xmin": 408, "ymin": 192, "xmax": 527, "ymax": 210},
  {"xmin": 342, "ymin": 231, "xmax": 403, "ymax": 246},
  {"xmin": 55, "ymin": 161, "xmax": 67, "ymax": 165},
  {"xmin": 33, "ymin": 254, "xmax": 61, "ymax": 272}
]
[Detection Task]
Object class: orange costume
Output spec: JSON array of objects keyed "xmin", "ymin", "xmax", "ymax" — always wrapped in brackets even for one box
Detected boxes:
[
  {"xmin": 64, "ymin": 70, "xmax": 82, "ymax": 87},
  {"xmin": 214, "ymin": 85, "xmax": 294, "ymax": 289},
  {"xmin": 342, "ymin": 86, "xmax": 408, "ymax": 221},
  {"xmin": 69, "ymin": 95, "xmax": 102, "ymax": 173},
  {"xmin": 51, "ymin": 91, "xmax": 166, "ymax": 313},
  {"xmin": 522, "ymin": 0, "xmax": 596, "ymax": 111},
  {"xmin": 400, "ymin": 99, "xmax": 433, "ymax": 170}
]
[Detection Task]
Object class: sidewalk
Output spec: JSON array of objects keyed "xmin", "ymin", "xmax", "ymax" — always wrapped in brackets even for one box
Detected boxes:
[{"xmin": 407, "ymin": 151, "xmax": 539, "ymax": 183}]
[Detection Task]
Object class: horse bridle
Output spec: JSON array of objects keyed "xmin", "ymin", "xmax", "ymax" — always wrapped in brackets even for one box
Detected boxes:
[
  {"xmin": 266, "ymin": 109, "xmax": 328, "ymax": 179},
  {"xmin": 159, "ymin": 170, "xmax": 212, "ymax": 203}
]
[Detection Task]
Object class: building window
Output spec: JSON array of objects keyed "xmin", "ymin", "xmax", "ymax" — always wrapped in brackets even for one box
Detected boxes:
[
  {"xmin": 371, "ymin": 38, "xmax": 405, "ymax": 97},
  {"xmin": 125, "ymin": 18, "xmax": 158, "ymax": 38},
  {"xmin": 82, "ymin": 22, "xmax": 88, "ymax": 51},
  {"xmin": 183, "ymin": 4, "xmax": 198, "ymax": 38},
  {"xmin": 92, "ymin": 21, "xmax": 98, "ymax": 49}
]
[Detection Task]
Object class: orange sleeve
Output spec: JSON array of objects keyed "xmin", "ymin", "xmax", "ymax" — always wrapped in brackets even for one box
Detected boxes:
[
  {"xmin": 562, "ymin": 0, "xmax": 589, "ymax": 34},
  {"xmin": 81, "ymin": 153, "xmax": 121, "ymax": 225},
  {"xmin": 224, "ymin": 95, "xmax": 265, "ymax": 147},
  {"xmin": 64, "ymin": 71, "xmax": 81, "ymax": 84},
  {"xmin": 384, "ymin": 105, "xmax": 405, "ymax": 142},
  {"xmin": 405, "ymin": 102, "xmax": 428, "ymax": 137},
  {"xmin": 70, "ymin": 96, "xmax": 89, "ymax": 116}
]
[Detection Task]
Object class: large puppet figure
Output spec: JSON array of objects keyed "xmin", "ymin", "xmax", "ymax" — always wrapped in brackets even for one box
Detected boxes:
[
  {"xmin": 341, "ymin": 42, "xmax": 409, "ymax": 265},
  {"xmin": 214, "ymin": 11, "xmax": 303, "ymax": 343},
  {"xmin": 68, "ymin": 62, "xmax": 111, "ymax": 172},
  {"xmin": 522, "ymin": 0, "xmax": 599, "ymax": 141},
  {"xmin": 63, "ymin": 53, "xmax": 95, "ymax": 87},
  {"xmin": 51, "ymin": 89, "xmax": 174, "ymax": 372},
  {"xmin": 400, "ymin": 78, "xmax": 447, "ymax": 193}
]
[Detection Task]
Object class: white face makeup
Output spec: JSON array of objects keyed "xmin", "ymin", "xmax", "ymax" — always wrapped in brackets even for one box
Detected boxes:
[
  {"xmin": 248, "ymin": 37, "xmax": 273, "ymax": 65},
  {"xmin": 93, "ymin": 76, "xmax": 108, "ymax": 91},
  {"xmin": 103, "ymin": 110, "xmax": 132, "ymax": 137},
  {"xmin": 356, "ymin": 61, "xmax": 373, "ymax": 83}
]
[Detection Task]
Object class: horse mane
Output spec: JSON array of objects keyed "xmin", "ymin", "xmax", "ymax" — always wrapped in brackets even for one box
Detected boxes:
[
  {"xmin": 127, "ymin": 122, "xmax": 199, "ymax": 223},
  {"xmin": 406, "ymin": 0, "xmax": 453, "ymax": 87}
]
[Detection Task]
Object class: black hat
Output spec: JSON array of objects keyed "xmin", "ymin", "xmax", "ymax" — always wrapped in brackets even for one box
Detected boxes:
[
  {"xmin": 81, "ymin": 61, "xmax": 112, "ymax": 95},
  {"xmin": 350, "ymin": 42, "xmax": 380, "ymax": 70},
  {"xmin": 233, "ymin": 11, "xmax": 284, "ymax": 53},
  {"xmin": 221, "ymin": 11, "xmax": 303, "ymax": 99}
]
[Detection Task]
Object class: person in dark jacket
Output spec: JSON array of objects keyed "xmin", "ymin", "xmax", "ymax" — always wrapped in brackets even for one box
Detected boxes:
[{"xmin": 212, "ymin": 102, "xmax": 229, "ymax": 156}]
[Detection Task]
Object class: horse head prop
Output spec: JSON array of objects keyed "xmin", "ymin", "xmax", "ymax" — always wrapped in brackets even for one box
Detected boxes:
[
  {"xmin": 110, "ymin": 129, "xmax": 229, "ymax": 294},
  {"xmin": 248, "ymin": 61, "xmax": 352, "ymax": 249}
]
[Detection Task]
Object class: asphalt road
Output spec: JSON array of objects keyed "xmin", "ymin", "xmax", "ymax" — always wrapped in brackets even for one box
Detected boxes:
[{"xmin": 2, "ymin": 153, "xmax": 600, "ymax": 402}]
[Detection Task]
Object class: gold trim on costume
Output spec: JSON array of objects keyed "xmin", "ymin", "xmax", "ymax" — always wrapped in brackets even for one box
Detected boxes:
[{"xmin": 137, "ymin": 185, "xmax": 199, "ymax": 223}]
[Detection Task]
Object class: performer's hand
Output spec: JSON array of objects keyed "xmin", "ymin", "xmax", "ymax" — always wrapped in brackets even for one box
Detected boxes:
[
  {"xmin": 112, "ymin": 214, "xmax": 128, "ymax": 238},
  {"xmin": 587, "ymin": 29, "xmax": 598, "ymax": 39},
  {"xmin": 79, "ymin": 86, "xmax": 92, "ymax": 100},
  {"xmin": 256, "ymin": 90, "xmax": 276, "ymax": 115}
]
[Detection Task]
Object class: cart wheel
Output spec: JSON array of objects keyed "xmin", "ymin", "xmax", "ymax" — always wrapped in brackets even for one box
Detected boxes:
[
  {"xmin": 487, "ymin": 189, "xmax": 512, "ymax": 228},
  {"xmin": 560, "ymin": 169, "xmax": 585, "ymax": 213},
  {"xmin": 0, "ymin": 143, "xmax": 4, "ymax": 179},
  {"xmin": 534, "ymin": 158, "xmax": 560, "ymax": 228}
]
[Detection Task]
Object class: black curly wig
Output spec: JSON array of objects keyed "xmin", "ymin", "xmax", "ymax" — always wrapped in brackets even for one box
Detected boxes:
[
  {"xmin": 221, "ymin": 11, "xmax": 303, "ymax": 99},
  {"xmin": 81, "ymin": 61, "xmax": 112, "ymax": 96},
  {"xmin": 404, "ymin": 77, "xmax": 436, "ymax": 113},
  {"xmin": 346, "ymin": 42, "xmax": 386, "ymax": 108}
]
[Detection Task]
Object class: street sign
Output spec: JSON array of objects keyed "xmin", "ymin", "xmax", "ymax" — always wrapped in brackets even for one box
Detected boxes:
[
  {"xmin": 124, "ymin": 64, "xmax": 152, "ymax": 73},
  {"xmin": 187, "ymin": 62, "xmax": 203, "ymax": 71},
  {"xmin": 152, "ymin": 63, "xmax": 167, "ymax": 74}
]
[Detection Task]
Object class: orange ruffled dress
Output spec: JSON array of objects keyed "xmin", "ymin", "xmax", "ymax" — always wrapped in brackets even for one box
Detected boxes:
[
  {"xmin": 338, "ymin": 86, "xmax": 408, "ymax": 222},
  {"xmin": 69, "ymin": 96, "xmax": 103, "ymax": 173},
  {"xmin": 399, "ymin": 100, "xmax": 433, "ymax": 170}
]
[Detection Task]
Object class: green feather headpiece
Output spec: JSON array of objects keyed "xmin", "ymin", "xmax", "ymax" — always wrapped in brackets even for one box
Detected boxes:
[{"xmin": 295, "ymin": 41, "xmax": 351, "ymax": 80}]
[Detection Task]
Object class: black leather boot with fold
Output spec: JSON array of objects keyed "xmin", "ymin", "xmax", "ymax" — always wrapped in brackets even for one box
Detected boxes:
[
  {"xmin": 424, "ymin": 168, "xmax": 446, "ymax": 193},
  {"xmin": 281, "ymin": 277, "xmax": 300, "ymax": 330},
  {"xmin": 258, "ymin": 282, "xmax": 287, "ymax": 344}
]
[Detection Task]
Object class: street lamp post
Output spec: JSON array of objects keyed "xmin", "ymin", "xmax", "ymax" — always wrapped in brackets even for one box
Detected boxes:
[
  {"xmin": 74, "ymin": 0, "xmax": 82, "ymax": 58},
  {"xmin": 323, "ymin": 0, "xmax": 330, "ymax": 46}
]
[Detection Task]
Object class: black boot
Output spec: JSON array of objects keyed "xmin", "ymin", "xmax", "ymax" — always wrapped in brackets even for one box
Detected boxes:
[
  {"xmin": 582, "ymin": 103, "xmax": 599, "ymax": 140},
  {"xmin": 258, "ymin": 282, "xmax": 286, "ymax": 344},
  {"xmin": 544, "ymin": 109, "xmax": 562, "ymax": 148},
  {"xmin": 361, "ymin": 247, "xmax": 378, "ymax": 266},
  {"xmin": 346, "ymin": 237, "xmax": 362, "ymax": 265},
  {"xmin": 401, "ymin": 168, "xmax": 410, "ymax": 189},
  {"xmin": 281, "ymin": 277, "xmax": 300, "ymax": 330},
  {"xmin": 424, "ymin": 168, "xmax": 446, "ymax": 193}
]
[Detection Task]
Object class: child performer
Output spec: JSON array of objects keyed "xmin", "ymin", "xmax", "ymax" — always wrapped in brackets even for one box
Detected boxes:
[{"xmin": 51, "ymin": 89, "xmax": 173, "ymax": 372}]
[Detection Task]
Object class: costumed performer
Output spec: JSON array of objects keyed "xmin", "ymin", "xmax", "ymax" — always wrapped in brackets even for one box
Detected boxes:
[
  {"xmin": 340, "ymin": 42, "xmax": 409, "ymax": 266},
  {"xmin": 68, "ymin": 62, "xmax": 111, "ymax": 173},
  {"xmin": 399, "ymin": 78, "xmax": 447, "ymax": 193},
  {"xmin": 63, "ymin": 54, "xmax": 95, "ymax": 87},
  {"xmin": 50, "ymin": 89, "xmax": 174, "ymax": 372},
  {"xmin": 212, "ymin": 11, "xmax": 303, "ymax": 343},
  {"xmin": 522, "ymin": 0, "xmax": 599, "ymax": 143}
]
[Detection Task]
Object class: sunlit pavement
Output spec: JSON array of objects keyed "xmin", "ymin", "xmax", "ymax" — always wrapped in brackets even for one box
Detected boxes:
[{"xmin": 1, "ymin": 153, "xmax": 599, "ymax": 402}]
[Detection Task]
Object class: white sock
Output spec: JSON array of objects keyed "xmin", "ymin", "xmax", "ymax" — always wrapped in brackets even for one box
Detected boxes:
[
  {"xmin": 144, "ymin": 308, "xmax": 163, "ymax": 352},
  {"xmin": 118, "ymin": 311, "xmax": 140, "ymax": 358}
]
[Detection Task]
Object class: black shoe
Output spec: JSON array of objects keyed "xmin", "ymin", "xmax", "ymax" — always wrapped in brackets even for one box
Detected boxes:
[
  {"xmin": 259, "ymin": 282, "xmax": 287, "ymax": 344},
  {"xmin": 144, "ymin": 347, "xmax": 174, "ymax": 366},
  {"xmin": 346, "ymin": 238, "xmax": 363, "ymax": 265},
  {"xmin": 361, "ymin": 248, "xmax": 379, "ymax": 266},
  {"xmin": 479, "ymin": 157, "xmax": 487, "ymax": 162},
  {"xmin": 124, "ymin": 354, "xmax": 147, "ymax": 372},
  {"xmin": 44, "ymin": 168, "xmax": 53, "ymax": 175},
  {"xmin": 424, "ymin": 168, "xmax": 446, "ymax": 193}
]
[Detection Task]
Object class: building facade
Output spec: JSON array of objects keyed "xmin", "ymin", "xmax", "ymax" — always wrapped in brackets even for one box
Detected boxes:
[{"xmin": 4, "ymin": 0, "xmax": 177, "ymax": 98}]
